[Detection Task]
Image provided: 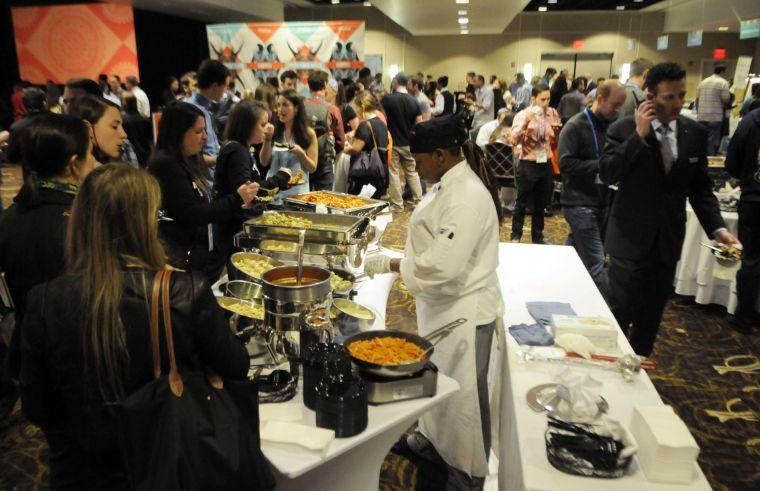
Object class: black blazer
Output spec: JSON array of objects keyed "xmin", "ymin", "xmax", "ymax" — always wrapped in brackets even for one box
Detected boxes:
[
  {"xmin": 148, "ymin": 150, "xmax": 243, "ymax": 271},
  {"xmin": 599, "ymin": 116, "xmax": 725, "ymax": 264},
  {"xmin": 19, "ymin": 270, "xmax": 248, "ymax": 488}
]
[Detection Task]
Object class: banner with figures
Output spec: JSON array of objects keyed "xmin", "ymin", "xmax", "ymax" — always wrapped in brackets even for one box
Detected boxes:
[{"xmin": 206, "ymin": 21, "xmax": 365, "ymax": 93}]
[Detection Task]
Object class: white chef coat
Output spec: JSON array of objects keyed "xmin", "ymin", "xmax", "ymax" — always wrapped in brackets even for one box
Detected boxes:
[{"xmin": 400, "ymin": 160, "xmax": 504, "ymax": 477}]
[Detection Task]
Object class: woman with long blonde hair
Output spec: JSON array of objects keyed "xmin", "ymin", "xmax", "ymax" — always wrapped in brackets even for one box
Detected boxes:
[
  {"xmin": 342, "ymin": 90, "xmax": 390, "ymax": 198},
  {"xmin": 19, "ymin": 164, "xmax": 249, "ymax": 488}
]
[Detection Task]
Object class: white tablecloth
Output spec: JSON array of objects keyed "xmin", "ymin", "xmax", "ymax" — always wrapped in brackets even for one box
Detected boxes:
[
  {"xmin": 496, "ymin": 243, "xmax": 711, "ymax": 491},
  {"xmin": 674, "ymin": 206, "xmax": 760, "ymax": 314},
  {"xmin": 262, "ymin": 375, "xmax": 459, "ymax": 491}
]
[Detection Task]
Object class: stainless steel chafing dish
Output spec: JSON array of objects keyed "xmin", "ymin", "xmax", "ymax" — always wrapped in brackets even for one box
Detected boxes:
[
  {"xmin": 243, "ymin": 210, "xmax": 369, "ymax": 246},
  {"xmin": 284, "ymin": 191, "xmax": 389, "ymax": 219}
]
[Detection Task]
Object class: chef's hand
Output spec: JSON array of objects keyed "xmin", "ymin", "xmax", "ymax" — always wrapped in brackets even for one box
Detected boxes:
[
  {"xmin": 714, "ymin": 229, "xmax": 741, "ymax": 248},
  {"xmin": 364, "ymin": 255, "xmax": 392, "ymax": 278},
  {"xmin": 635, "ymin": 100, "xmax": 657, "ymax": 139}
]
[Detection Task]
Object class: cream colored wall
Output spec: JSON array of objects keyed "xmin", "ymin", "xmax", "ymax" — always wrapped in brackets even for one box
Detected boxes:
[{"xmin": 285, "ymin": 7, "xmax": 759, "ymax": 97}]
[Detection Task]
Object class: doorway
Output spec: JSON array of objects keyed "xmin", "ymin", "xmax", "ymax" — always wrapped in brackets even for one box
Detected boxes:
[{"xmin": 540, "ymin": 53, "xmax": 614, "ymax": 82}]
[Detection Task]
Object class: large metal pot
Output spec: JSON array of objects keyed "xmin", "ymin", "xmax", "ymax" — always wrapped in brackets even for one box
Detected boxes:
[{"xmin": 262, "ymin": 265, "xmax": 333, "ymax": 360}]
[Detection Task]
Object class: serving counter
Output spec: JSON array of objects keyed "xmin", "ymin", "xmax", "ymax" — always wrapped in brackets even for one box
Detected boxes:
[{"xmin": 496, "ymin": 243, "xmax": 712, "ymax": 491}]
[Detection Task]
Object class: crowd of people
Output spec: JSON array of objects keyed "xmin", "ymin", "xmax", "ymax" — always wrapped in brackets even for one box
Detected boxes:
[{"xmin": 0, "ymin": 52, "xmax": 758, "ymax": 489}]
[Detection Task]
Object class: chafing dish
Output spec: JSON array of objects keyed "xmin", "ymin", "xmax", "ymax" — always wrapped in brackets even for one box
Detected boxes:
[
  {"xmin": 284, "ymin": 191, "xmax": 389, "ymax": 219},
  {"xmin": 243, "ymin": 210, "xmax": 369, "ymax": 246}
]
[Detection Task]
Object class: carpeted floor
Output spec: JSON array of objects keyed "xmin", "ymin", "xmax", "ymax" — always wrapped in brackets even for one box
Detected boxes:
[{"xmin": 1, "ymin": 164, "xmax": 758, "ymax": 490}]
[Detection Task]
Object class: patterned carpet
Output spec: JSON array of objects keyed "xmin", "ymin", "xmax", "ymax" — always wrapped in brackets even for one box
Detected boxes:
[{"xmin": 1, "ymin": 164, "xmax": 758, "ymax": 490}]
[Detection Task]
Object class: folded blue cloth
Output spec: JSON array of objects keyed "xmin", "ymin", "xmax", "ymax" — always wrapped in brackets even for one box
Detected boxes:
[
  {"xmin": 508, "ymin": 323, "xmax": 555, "ymax": 346},
  {"xmin": 525, "ymin": 301, "xmax": 576, "ymax": 328}
]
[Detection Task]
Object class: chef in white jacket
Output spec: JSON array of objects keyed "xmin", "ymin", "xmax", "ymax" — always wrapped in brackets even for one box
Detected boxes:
[{"xmin": 365, "ymin": 114, "xmax": 505, "ymax": 489}]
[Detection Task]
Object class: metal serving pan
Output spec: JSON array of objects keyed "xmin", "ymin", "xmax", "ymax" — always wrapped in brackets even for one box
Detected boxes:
[
  {"xmin": 243, "ymin": 210, "xmax": 369, "ymax": 245},
  {"xmin": 284, "ymin": 191, "xmax": 389, "ymax": 218}
]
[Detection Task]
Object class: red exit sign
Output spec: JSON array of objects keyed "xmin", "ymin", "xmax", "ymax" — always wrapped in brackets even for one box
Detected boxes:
[
  {"xmin": 573, "ymin": 39, "xmax": 585, "ymax": 50},
  {"xmin": 713, "ymin": 48, "xmax": 727, "ymax": 59}
]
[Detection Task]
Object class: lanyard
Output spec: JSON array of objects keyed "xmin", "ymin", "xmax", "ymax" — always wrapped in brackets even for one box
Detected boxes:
[
  {"xmin": 584, "ymin": 108, "xmax": 600, "ymax": 159},
  {"xmin": 535, "ymin": 111, "xmax": 545, "ymax": 145}
]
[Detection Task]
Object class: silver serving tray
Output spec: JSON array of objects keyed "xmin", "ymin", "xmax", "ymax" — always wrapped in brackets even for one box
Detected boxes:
[
  {"xmin": 243, "ymin": 210, "xmax": 369, "ymax": 245},
  {"xmin": 284, "ymin": 191, "xmax": 389, "ymax": 218}
]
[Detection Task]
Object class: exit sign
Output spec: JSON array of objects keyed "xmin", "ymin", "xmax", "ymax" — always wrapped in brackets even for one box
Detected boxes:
[
  {"xmin": 713, "ymin": 49, "xmax": 727, "ymax": 60},
  {"xmin": 572, "ymin": 39, "xmax": 584, "ymax": 50}
]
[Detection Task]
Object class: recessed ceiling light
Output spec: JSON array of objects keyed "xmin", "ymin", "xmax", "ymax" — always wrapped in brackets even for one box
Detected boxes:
[
  {"xmin": 538, "ymin": 6, "xmax": 547, "ymax": 12},
  {"xmin": 461, "ymin": 29, "xmax": 469, "ymax": 35},
  {"xmin": 718, "ymin": 26, "xmax": 729, "ymax": 31},
  {"xmin": 458, "ymin": 10, "xmax": 467, "ymax": 15},
  {"xmin": 363, "ymin": 1, "xmax": 371, "ymax": 6},
  {"xmin": 331, "ymin": 0, "xmax": 339, "ymax": 4},
  {"xmin": 548, "ymin": 0, "xmax": 557, "ymax": 3},
  {"xmin": 455, "ymin": 0, "xmax": 469, "ymax": 4},
  {"xmin": 458, "ymin": 17, "xmax": 469, "ymax": 25},
  {"xmin": 616, "ymin": 5, "xmax": 625, "ymax": 10}
]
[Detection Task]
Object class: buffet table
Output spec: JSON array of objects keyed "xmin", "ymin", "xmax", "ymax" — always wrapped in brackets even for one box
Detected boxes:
[
  {"xmin": 496, "ymin": 243, "xmax": 711, "ymax": 491},
  {"xmin": 674, "ymin": 206, "xmax": 760, "ymax": 313},
  {"xmin": 261, "ymin": 375, "xmax": 459, "ymax": 491}
]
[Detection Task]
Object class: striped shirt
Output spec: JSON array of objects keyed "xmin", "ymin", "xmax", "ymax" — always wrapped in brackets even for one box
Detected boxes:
[{"xmin": 696, "ymin": 74, "xmax": 730, "ymax": 123}]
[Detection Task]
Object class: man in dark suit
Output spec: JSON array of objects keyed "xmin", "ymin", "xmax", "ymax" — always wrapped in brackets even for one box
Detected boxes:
[{"xmin": 599, "ymin": 62, "xmax": 740, "ymax": 356}]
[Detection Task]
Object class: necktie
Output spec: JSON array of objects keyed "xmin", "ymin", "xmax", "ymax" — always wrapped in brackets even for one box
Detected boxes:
[{"xmin": 657, "ymin": 125, "xmax": 674, "ymax": 174}]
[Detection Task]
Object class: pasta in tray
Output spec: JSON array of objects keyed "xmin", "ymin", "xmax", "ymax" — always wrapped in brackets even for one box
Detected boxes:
[
  {"xmin": 294, "ymin": 192, "xmax": 367, "ymax": 209},
  {"xmin": 348, "ymin": 337, "xmax": 426, "ymax": 365}
]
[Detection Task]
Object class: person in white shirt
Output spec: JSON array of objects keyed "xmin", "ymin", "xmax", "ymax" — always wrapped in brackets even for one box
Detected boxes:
[
  {"xmin": 695, "ymin": 64, "xmax": 731, "ymax": 156},
  {"xmin": 365, "ymin": 114, "xmax": 505, "ymax": 490},
  {"xmin": 471, "ymin": 74, "xmax": 494, "ymax": 130},
  {"xmin": 475, "ymin": 108, "xmax": 512, "ymax": 150},
  {"xmin": 124, "ymin": 76, "xmax": 150, "ymax": 118}
]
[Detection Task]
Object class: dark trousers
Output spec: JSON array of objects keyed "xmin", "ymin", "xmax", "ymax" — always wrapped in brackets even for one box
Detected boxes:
[
  {"xmin": 736, "ymin": 201, "xmax": 760, "ymax": 322},
  {"xmin": 608, "ymin": 256, "xmax": 677, "ymax": 357},
  {"xmin": 700, "ymin": 121, "xmax": 723, "ymax": 156},
  {"xmin": 511, "ymin": 160, "xmax": 553, "ymax": 242}
]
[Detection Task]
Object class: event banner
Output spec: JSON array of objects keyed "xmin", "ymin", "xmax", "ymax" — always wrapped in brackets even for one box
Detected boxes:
[
  {"xmin": 207, "ymin": 21, "xmax": 365, "ymax": 92},
  {"xmin": 11, "ymin": 4, "xmax": 139, "ymax": 84}
]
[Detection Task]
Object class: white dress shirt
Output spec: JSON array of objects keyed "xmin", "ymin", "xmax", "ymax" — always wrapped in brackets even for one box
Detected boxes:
[
  {"xmin": 131, "ymin": 86, "xmax": 151, "ymax": 118},
  {"xmin": 431, "ymin": 92, "xmax": 445, "ymax": 116},
  {"xmin": 475, "ymin": 119, "xmax": 499, "ymax": 150},
  {"xmin": 472, "ymin": 86, "xmax": 494, "ymax": 130}
]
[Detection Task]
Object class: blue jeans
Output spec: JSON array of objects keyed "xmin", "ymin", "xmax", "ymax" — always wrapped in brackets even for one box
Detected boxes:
[{"xmin": 563, "ymin": 206, "xmax": 610, "ymax": 301}]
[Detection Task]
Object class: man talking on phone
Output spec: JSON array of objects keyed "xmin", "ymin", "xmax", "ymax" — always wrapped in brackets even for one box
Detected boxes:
[{"xmin": 599, "ymin": 62, "xmax": 740, "ymax": 356}]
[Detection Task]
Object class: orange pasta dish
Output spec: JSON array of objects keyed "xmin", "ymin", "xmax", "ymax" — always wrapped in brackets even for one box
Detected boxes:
[
  {"xmin": 348, "ymin": 337, "xmax": 426, "ymax": 365},
  {"xmin": 296, "ymin": 192, "xmax": 367, "ymax": 209}
]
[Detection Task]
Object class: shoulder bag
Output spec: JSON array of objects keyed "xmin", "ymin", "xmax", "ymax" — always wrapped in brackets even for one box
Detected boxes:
[{"xmin": 348, "ymin": 119, "xmax": 388, "ymax": 188}]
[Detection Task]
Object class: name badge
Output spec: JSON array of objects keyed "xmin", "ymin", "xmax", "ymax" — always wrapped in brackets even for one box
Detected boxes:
[{"xmin": 535, "ymin": 145, "xmax": 548, "ymax": 164}]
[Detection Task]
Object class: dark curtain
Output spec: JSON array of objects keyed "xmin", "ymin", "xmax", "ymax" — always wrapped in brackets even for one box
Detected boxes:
[{"xmin": 133, "ymin": 9, "xmax": 208, "ymax": 112}]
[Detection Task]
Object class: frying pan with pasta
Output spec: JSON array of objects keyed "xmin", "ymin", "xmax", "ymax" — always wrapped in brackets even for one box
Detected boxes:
[{"xmin": 344, "ymin": 318, "xmax": 466, "ymax": 378}]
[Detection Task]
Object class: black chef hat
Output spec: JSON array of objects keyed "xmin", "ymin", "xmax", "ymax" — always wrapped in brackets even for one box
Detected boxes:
[{"xmin": 410, "ymin": 113, "xmax": 469, "ymax": 154}]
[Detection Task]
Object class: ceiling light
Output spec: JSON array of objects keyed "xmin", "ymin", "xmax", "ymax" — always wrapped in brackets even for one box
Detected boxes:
[
  {"xmin": 461, "ymin": 30, "xmax": 469, "ymax": 35},
  {"xmin": 363, "ymin": 1, "xmax": 372, "ymax": 6},
  {"xmin": 718, "ymin": 26, "xmax": 729, "ymax": 31},
  {"xmin": 548, "ymin": 0, "xmax": 557, "ymax": 3},
  {"xmin": 458, "ymin": 10, "xmax": 467, "ymax": 15},
  {"xmin": 616, "ymin": 5, "xmax": 625, "ymax": 10},
  {"xmin": 538, "ymin": 6, "xmax": 547, "ymax": 12},
  {"xmin": 455, "ymin": 0, "xmax": 469, "ymax": 4},
  {"xmin": 331, "ymin": 0, "xmax": 339, "ymax": 4},
  {"xmin": 458, "ymin": 17, "xmax": 469, "ymax": 25}
]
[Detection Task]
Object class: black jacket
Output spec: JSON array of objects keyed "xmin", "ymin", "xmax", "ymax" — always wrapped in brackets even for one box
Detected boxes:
[
  {"xmin": 599, "ymin": 116, "xmax": 725, "ymax": 264},
  {"xmin": 438, "ymin": 90, "xmax": 455, "ymax": 117},
  {"xmin": 20, "ymin": 270, "xmax": 249, "ymax": 489},
  {"xmin": 725, "ymin": 107, "xmax": 760, "ymax": 203},
  {"xmin": 0, "ymin": 186, "xmax": 74, "ymax": 377},
  {"xmin": 558, "ymin": 109, "xmax": 610, "ymax": 207},
  {"xmin": 214, "ymin": 141, "xmax": 290, "ymax": 252},
  {"xmin": 148, "ymin": 149, "xmax": 243, "ymax": 271}
]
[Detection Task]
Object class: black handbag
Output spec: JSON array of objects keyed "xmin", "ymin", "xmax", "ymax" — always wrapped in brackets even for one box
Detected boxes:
[
  {"xmin": 118, "ymin": 270, "xmax": 274, "ymax": 490},
  {"xmin": 348, "ymin": 119, "xmax": 388, "ymax": 188}
]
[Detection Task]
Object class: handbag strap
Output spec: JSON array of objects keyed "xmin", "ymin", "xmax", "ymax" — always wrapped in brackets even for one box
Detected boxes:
[
  {"xmin": 149, "ymin": 271, "xmax": 163, "ymax": 380},
  {"xmin": 365, "ymin": 118, "xmax": 380, "ymax": 151},
  {"xmin": 161, "ymin": 269, "xmax": 184, "ymax": 397}
]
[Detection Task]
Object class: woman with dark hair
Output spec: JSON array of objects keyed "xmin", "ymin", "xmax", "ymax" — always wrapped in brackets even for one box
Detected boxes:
[
  {"xmin": 212, "ymin": 101, "xmax": 293, "ymax": 267},
  {"xmin": 147, "ymin": 102, "xmax": 258, "ymax": 276},
  {"xmin": 19, "ymin": 164, "xmax": 257, "ymax": 489},
  {"xmin": 259, "ymin": 89, "xmax": 317, "ymax": 204},
  {"xmin": 66, "ymin": 94, "xmax": 127, "ymax": 163},
  {"xmin": 120, "ymin": 91, "xmax": 153, "ymax": 167},
  {"xmin": 549, "ymin": 74, "xmax": 569, "ymax": 109},
  {"xmin": 162, "ymin": 76, "xmax": 181, "ymax": 106},
  {"xmin": 0, "ymin": 114, "xmax": 95, "ymax": 378}
]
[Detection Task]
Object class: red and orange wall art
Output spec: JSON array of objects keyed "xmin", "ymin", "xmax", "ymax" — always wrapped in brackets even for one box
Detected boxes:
[{"xmin": 11, "ymin": 3, "xmax": 139, "ymax": 84}]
